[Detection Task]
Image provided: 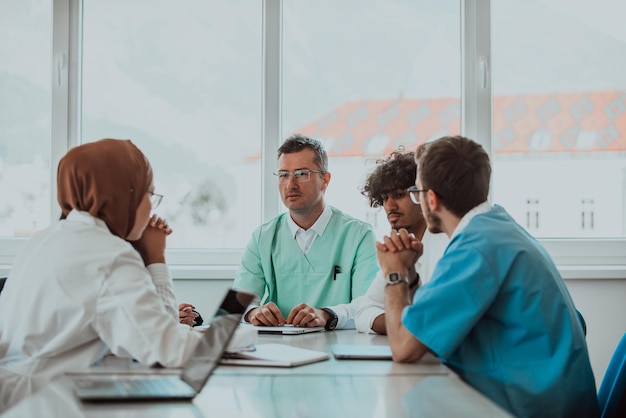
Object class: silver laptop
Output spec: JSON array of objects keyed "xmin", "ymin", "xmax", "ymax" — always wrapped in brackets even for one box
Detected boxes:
[
  {"xmin": 241, "ymin": 323, "xmax": 325, "ymax": 335},
  {"xmin": 331, "ymin": 344, "xmax": 392, "ymax": 360},
  {"xmin": 73, "ymin": 288, "xmax": 255, "ymax": 402}
]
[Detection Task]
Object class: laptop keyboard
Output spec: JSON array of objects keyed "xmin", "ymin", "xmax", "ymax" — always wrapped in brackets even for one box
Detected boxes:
[{"xmin": 120, "ymin": 378, "xmax": 194, "ymax": 395}]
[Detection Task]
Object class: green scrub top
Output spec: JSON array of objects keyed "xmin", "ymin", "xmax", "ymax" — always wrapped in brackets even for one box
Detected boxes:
[{"xmin": 234, "ymin": 206, "xmax": 378, "ymax": 318}]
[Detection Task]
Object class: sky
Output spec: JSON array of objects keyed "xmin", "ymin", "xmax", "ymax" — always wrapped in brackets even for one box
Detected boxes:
[{"xmin": 543, "ymin": 0, "xmax": 626, "ymax": 44}]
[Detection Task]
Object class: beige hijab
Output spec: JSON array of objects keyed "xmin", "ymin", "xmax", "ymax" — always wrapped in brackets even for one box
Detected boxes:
[{"xmin": 57, "ymin": 139, "xmax": 153, "ymax": 239}]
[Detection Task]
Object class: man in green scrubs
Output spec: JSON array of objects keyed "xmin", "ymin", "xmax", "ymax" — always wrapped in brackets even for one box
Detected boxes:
[{"xmin": 234, "ymin": 134, "xmax": 378, "ymax": 330}]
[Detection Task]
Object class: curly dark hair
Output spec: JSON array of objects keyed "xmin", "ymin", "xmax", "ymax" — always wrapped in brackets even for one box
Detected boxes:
[{"xmin": 361, "ymin": 149, "xmax": 417, "ymax": 208}]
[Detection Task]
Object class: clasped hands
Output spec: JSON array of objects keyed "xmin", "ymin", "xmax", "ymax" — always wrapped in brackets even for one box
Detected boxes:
[
  {"xmin": 131, "ymin": 214, "xmax": 172, "ymax": 265},
  {"xmin": 178, "ymin": 303, "xmax": 199, "ymax": 326},
  {"xmin": 376, "ymin": 228, "xmax": 423, "ymax": 277},
  {"xmin": 246, "ymin": 302, "xmax": 328, "ymax": 328}
]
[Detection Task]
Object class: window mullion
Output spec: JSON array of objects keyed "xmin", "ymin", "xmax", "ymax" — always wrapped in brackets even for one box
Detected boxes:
[
  {"xmin": 262, "ymin": 0, "xmax": 282, "ymax": 222},
  {"xmin": 461, "ymin": 0, "xmax": 492, "ymax": 150},
  {"xmin": 51, "ymin": 0, "xmax": 82, "ymax": 222}
]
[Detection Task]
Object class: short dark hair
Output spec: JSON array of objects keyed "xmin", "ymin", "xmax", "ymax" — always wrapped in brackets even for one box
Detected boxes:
[
  {"xmin": 416, "ymin": 135, "xmax": 491, "ymax": 218},
  {"xmin": 278, "ymin": 134, "xmax": 328, "ymax": 172},
  {"xmin": 361, "ymin": 150, "xmax": 416, "ymax": 208}
]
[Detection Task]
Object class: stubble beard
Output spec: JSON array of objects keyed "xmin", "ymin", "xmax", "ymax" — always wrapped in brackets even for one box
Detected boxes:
[{"xmin": 423, "ymin": 200, "xmax": 443, "ymax": 234}]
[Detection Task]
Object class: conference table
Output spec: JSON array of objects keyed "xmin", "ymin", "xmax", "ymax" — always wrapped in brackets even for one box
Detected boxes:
[{"xmin": 1, "ymin": 330, "xmax": 512, "ymax": 417}]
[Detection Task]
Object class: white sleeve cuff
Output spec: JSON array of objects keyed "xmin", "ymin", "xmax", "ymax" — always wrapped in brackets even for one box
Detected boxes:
[{"xmin": 146, "ymin": 263, "xmax": 171, "ymax": 286}]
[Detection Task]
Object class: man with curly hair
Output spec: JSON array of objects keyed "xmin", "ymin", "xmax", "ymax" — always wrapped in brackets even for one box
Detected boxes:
[{"xmin": 355, "ymin": 149, "xmax": 448, "ymax": 334}]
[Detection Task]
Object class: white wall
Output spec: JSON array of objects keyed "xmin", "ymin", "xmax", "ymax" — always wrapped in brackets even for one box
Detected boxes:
[{"xmin": 565, "ymin": 278, "xmax": 626, "ymax": 386}]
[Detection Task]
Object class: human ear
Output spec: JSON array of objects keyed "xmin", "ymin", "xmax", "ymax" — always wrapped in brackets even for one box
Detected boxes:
[
  {"xmin": 426, "ymin": 189, "xmax": 440, "ymax": 211},
  {"xmin": 321, "ymin": 171, "xmax": 331, "ymax": 191}
]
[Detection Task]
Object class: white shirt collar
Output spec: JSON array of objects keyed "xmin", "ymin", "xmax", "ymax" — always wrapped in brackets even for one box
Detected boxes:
[
  {"xmin": 449, "ymin": 201, "xmax": 492, "ymax": 241},
  {"xmin": 65, "ymin": 209, "xmax": 109, "ymax": 230},
  {"xmin": 287, "ymin": 204, "xmax": 332, "ymax": 238}
]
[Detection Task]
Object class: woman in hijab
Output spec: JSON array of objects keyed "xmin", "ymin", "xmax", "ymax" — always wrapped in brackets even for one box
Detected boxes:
[{"xmin": 0, "ymin": 139, "xmax": 203, "ymax": 411}]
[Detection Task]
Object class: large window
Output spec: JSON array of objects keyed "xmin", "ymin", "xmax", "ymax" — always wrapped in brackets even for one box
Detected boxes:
[
  {"xmin": 81, "ymin": 0, "xmax": 263, "ymax": 249},
  {"xmin": 282, "ymin": 0, "xmax": 460, "ymax": 238},
  {"xmin": 0, "ymin": 1, "xmax": 51, "ymax": 238},
  {"xmin": 491, "ymin": 0, "xmax": 626, "ymax": 238},
  {"xmin": 1, "ymin": 0, "xmax": 625, "ymax": 273}
]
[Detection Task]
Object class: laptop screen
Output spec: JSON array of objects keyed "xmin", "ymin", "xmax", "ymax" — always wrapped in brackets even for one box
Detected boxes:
[{"xmin": 180, "ymin": 289, "xmax": 254, "ymax": 391}]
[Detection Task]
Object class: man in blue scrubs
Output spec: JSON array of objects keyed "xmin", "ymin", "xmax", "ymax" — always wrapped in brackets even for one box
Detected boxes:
[
  {"xmin": 378, "ymin": 136, "xmax": 599, "ymax": 417},
  {"xmin": 234, "ymin": 134, "xmax": 378, "ymax": 330}
]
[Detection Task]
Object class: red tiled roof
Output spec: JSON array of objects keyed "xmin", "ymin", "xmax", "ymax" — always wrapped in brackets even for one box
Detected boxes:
[
  {"xmin": 298, "ymin": 97, "xmax": 461, "ymax": 157},
  {"xmin": 492, "ymin": 91, "xmax": 626, "ymax": 153},
  {"xmin": 246, "ymin": 90, "xmax": 626, "ymax": 160}
]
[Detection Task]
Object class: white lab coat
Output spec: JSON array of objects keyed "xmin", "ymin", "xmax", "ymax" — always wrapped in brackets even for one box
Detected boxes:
[
  {"xmin": 354, "ymin": 231, "xmax": 449, "ymax": 334},
  {"xmin": 0, "ymin": 210, "xmax": 202, "ymax": 411}
]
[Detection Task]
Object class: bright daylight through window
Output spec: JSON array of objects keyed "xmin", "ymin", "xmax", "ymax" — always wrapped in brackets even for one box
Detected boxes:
[
  {"xmin": 1, "ymin": 0, "xmax": 626, "ymax": 256},
  {"xmin": 82, "ymin": 0, "xmax": 262, "ymax": 249},
  {"xmin": 491, "ymin": 0, "xmax": 626, "ymax": 238},
  {"xmin": 282, "ymin": 0, "xmax": 460, "ymax": 240},
  {"xmin": 0, "ymin": 1, "xmax": 51, "ymax": 238}
]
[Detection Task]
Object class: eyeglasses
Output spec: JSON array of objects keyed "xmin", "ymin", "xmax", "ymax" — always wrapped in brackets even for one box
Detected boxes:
[
  {"xmin": 273, "ymin": 169, "xmax": 325, "ymax": 184},
  {"xmin": 148, "ymin": 191, "xmax": 163, "ymax": 209},
  {"xmin": 407, "ymin": 185, "xmax": 429, "ymax": 205}
]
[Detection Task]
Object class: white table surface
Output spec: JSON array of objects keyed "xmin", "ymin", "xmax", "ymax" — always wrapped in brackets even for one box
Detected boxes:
[{"xmin": 1, "ymin": 330, "xmax": 512, "ymax": 418}]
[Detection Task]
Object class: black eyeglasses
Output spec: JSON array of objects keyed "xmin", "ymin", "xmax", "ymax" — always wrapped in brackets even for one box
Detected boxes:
[
  {"xmin": 273, "ymin": 169, "xmax": 325, "ymax": 184},
  {"xmin": 147, "ymin": 191, "xmax": 163, "ymax": 209},
  {"xmin": 407, "ymin": 185, "xmax": 429, "ymax": 205}
]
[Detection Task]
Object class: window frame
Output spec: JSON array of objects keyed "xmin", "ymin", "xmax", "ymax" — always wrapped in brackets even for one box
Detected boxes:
[{"xmin": 0, "ymin": 0, "xmax": 624, "ymax": 280}]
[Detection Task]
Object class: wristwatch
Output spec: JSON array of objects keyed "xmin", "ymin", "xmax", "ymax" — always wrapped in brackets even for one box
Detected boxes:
[
  {"xmin": 321, "ymin": 307, "xmax": 338, "ymax": 331},
  {"xmin": 386, "ymin": 272, "xmax": 409, "ymax": 286}
]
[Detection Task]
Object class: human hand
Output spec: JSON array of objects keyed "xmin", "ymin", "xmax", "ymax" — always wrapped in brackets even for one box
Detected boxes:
[
  {"xmin": 286, "ymin": 303, "xmax": 326, "ymax": 328},
  {"xmin": 246, "ymin": 302, "xmax": 286, "ymax": 326},
  {"xmin": 150, "ymin": 215, "xmax": 172, "ymax": 235},
  {"xmin": 131, "ymin": 214, "xmax": 171, "ymax": 265},
  {"xmin": 376, "ymin": 228, "xmax": 423, "ymax": 277},
  {"xmin": 178, "ymin": 303, "xmax": 199, "ymax": 326}
]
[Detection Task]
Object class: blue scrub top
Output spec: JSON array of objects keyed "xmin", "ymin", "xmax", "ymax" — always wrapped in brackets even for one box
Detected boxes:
[{"xmin": 403, "ymin": 205, "xmax": 599, "ymax": 418}]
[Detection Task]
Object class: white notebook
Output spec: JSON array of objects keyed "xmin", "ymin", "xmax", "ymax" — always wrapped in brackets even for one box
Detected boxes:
[{"xmin": 221, "ymin": 343, "xmax": 329, "ymax": 367}]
